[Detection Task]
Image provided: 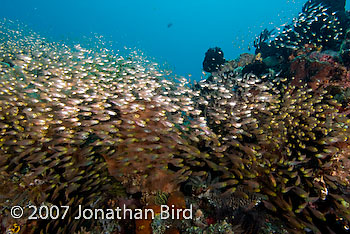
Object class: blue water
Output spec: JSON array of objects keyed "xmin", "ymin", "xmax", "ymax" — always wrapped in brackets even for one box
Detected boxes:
[{"xmin": 1, "ymin": 0, "xmax": 349, "ymax": 80}]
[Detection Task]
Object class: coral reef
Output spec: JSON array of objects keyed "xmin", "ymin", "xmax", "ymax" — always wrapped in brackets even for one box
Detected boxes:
[
  {"xmin": 0, "ymin": 20, "xmax": 128, "ymax": 234},
  {"xmin": 255, "ymin": 0, "xmax": 346, "ymax": 60},
  {"xmin": 1, "ymin": 0, "xmax": 350, "ymax": 232},
  {"xmin": 289, "ymin": 50, "xmax": 349, "ymax": 90},
  {"xmin": 194, "ymin": 67, "xmax": 350, "ymax": 232},
  {"xmin": 0, "ymin": 19, "xmax": 214, "ymax": 234}
]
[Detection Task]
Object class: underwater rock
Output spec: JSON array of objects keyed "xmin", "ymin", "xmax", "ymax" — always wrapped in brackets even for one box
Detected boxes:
[
  {"xmin": 262, "ymin": 55, "xmax": 283, "ymax": 67},
  {"xmin": 241, "ymin": 61, "xmax": 268, "ymax": 76}
]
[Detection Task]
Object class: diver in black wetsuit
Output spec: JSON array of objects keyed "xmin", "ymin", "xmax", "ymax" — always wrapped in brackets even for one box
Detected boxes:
[{"xmin": 202, "ymin": 47, "xmax": 226, "ymax": 73}]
